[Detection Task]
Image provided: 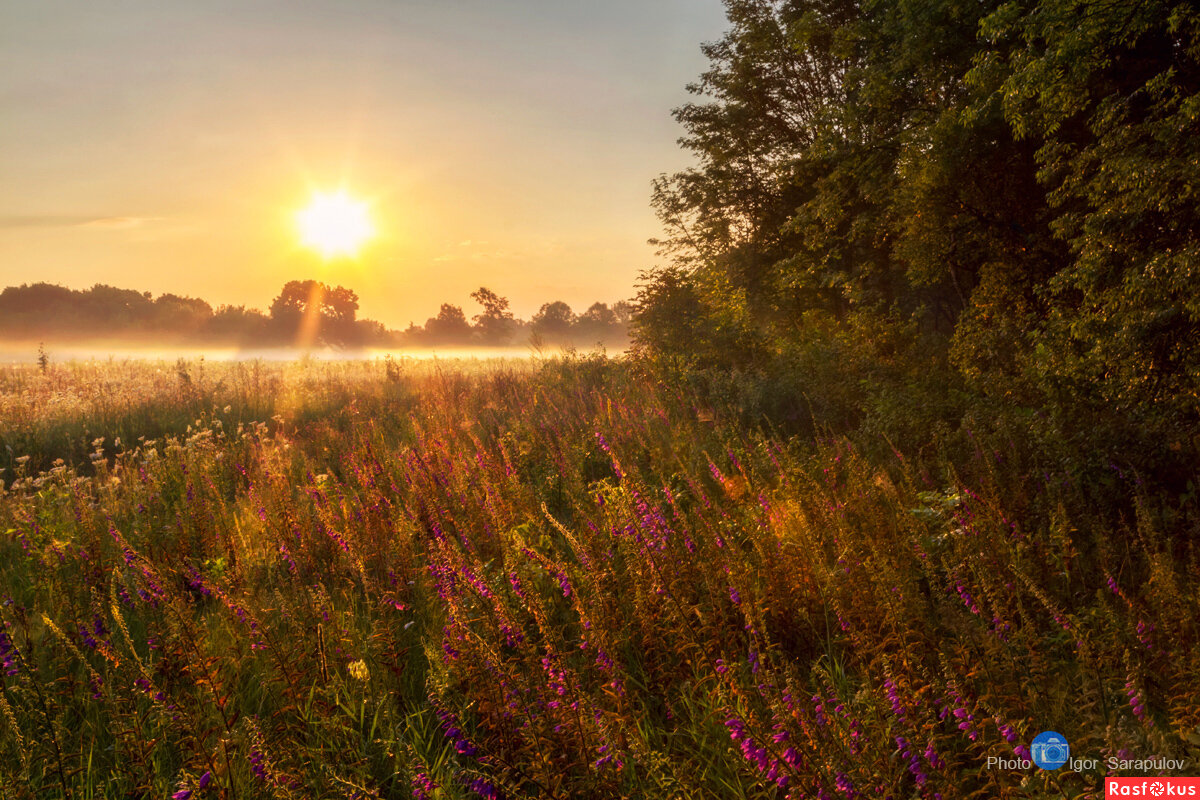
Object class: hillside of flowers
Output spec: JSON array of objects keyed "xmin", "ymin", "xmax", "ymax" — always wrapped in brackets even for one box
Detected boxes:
[{"xmin": 0, "ymin": 357, "xmax": 1197, "ymax": 798}]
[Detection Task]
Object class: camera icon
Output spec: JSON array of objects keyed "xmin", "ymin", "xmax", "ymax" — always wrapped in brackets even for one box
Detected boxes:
[{"xmin": 1030, "ymin": 731, "xmax": 1070, "ymax": 770}]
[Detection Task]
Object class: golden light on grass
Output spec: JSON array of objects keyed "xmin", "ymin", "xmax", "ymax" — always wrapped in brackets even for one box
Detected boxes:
[{"xmin": 296, "ymin": 190, "xmax": 374, "ymax": 258}]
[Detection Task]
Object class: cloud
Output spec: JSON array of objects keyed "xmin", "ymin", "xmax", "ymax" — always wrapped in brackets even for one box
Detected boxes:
[
  {"xmin": 0, "ymin": 215, "xmax": 95, "ymax": 228},
  {"xmin": 0, "ymin": 214, "xmax": 164, "ymax": 230},
  {"xmin": 431, "ymin": 238, "xmax": 559, "ymax": 264},
  {"xmin": 78, "ymin": 216, "xmax": 163, "ymax": 230}
]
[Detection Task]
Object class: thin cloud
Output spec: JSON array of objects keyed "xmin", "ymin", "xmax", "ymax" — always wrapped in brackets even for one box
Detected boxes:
[
  {"xmin": 0, "ymin": 215, "xmax": 165, "ymax": 230},
  {"xmin": 432, "ymin": 239, "xmax": 558, "ymax": 264},
  {"xmin": 0, "ymin": 215, "xmax": 95, "ymax": 228},
  {"xmin": 78, "ymin": 216, "xmax": 163, "ymax": 230}
]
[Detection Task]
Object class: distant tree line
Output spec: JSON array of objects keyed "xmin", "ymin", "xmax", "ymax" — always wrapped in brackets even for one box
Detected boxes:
[
  {"xmin": 634, "ymin": 0, "xmax": 1200, "ymax": 466},
  {"xmin": 0, "ymin": 281, "xmax": 631, "ymax": 349},
  {"xmin": 404, "ymin": 290, "xmax": 633, "ymax": 348}
]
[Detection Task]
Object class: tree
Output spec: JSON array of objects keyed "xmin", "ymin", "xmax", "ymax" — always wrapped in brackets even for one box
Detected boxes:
[
  {"xmin": 639, "ymin": 0, "xmax": 1065, "ymax": 365},
  {"xmin": 973, "ymin": 0, "xmax": 1200, "ymax": 421},
  {"xmin": 205, "ymin": 305, "xmax": 269, "ymax": 343},
  {"xmin": 155, "ymin": 293, "xmax": 213, "ymax": 334},
  {"xmin": 269, "ymin": 280, "xmax": 360, "ymax": 345},
  {"xmin": 530, "ymin": 301, "xmax": 576, "ymax": 343},
  {"xmin": 575, "ymin": 302, "xmax": 629, "ymax": 344},
  {"xmin": 580, "ymin": 302, "xmax": 616, "ymax": 328},
  {"xmin": 81, "ymin": 284, "xmax": 156, "ymax": 329},
  {"xmin": 470, "ymin": 287, "xmax": 516, "ymax": 345},
  {"xmin": 611, "ymin": 301, "xmax": 634, "ymax": 326},
  {"xmin": 633, "ymin": 268, "xmax": 712, "ymax": 359},
  {"xmin": 0, "ymin": 283, "xmax": 76, "ymax": 336},
  {"xmin": 423, "ymin": 303, "xmax": 473, "ymax": 345}
]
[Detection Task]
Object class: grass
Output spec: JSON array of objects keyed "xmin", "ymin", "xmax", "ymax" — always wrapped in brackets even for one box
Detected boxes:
[{"xmin": 0, "ymin": 354, "xmax": 1196, "ymax": 799}]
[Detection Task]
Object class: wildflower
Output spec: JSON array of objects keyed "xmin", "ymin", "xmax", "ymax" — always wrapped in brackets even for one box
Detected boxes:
[
  {"xmin": 595, "ymin": 746, "xmax": 617, "ymax": 769},
  {"xmin": 725, "ymin": 717, "xmax": 746, "ymax": 742},
  {"xmin": 248, "ymin": 749, "xmax": 267, "ymax": 780},
  {"xmin": 172, "ymin": 790, "xmax": 192, "ymax": 800},
  {"xmin": 953, "ymin": 579, "xmax": 980, "ymax": 615},
  {"xmin": 0, "ymin": 629, "xmax": 21, "ymax": 677},
  {"xmin": 464, "ymin": 777, "xmax": 497, "ymax": 799},
  {"xmin": 554, "ymin": 569, "xmax": 573, "ymax": 597},
  {"xmin": 883, "ymin": 678, "xmax": 907, "ymax": 722},
  {"xmin": 1126, "ymin": 680, "xmax": 1152, "ymax": 726},
  {"xmin": 924, "ymin": 740, "xmax": 944, "ymax": 769},
  {"xmin": 437, "ymin": 708, "xmax": 481, "ymax": 757},
  {"xmin": 896, "ymin": 736, "xmax": 928, "ymax": 787},
  {"xmin": 1135, "ymin": 619, "xmax": 1156, "ymax": 652},
  {"xmin": 507, "ymin": 571, "xmax": 527, "ymax": 599},
  {"xmin": 198, "ymin": 771, "xmax": 212, "ymax": 789},
  {"xmin": 347, "ymin": 659, "xmax": 370, "ymax": 681},
  {"xmin": 411, "ymin": 772, "xmax": 438, "ymax": 800}
]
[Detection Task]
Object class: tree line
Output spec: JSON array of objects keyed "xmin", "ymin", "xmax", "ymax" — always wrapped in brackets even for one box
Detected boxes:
[
  {"xmin": 0, "ymin": 281, "xmax": 631, "ymax": 349},
  {"xmin": 633, "ymin": 0, "xmax": 1199, "ymax": 467}
]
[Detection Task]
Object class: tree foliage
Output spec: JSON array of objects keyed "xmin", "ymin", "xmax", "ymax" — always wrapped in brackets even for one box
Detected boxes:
[
  {"xmin": 638, "ymin": 0, "xmax": 1200, "ymax": 449},
  {"xmin": 423, "ymin": 303, "xmax": 473, "ymax": 345},
  {"xmin": 531, "ymin": 301, "xmax": 577, "ymax": 343},
  {"xmin": 470, "ymin": 287, "xmax": 517, "ymax": 345}
]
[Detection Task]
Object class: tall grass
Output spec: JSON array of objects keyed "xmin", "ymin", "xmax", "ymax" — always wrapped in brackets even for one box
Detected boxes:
[{"xmin": 0, "ymin": 356, "xmax": 1196, "ymax": 798}]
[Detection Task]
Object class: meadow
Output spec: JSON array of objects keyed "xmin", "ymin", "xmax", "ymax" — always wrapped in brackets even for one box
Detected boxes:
[{"xmin": 0, "ymin": 356, "xmax": 1196, "ymax": 799}]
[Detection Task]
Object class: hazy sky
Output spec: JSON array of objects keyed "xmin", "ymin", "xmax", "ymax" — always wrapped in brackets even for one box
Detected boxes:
[{"xmin": 0, "ymin": 0, "xmax": 728, "ymax": 328}]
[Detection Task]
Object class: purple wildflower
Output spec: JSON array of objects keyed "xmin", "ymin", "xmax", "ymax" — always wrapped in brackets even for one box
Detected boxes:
[
  {"xmin": 248, "ymin": 749, "xmax": 267, "ymax": 780},
  {"xmin": 464, "ymin": 777, "xmax": 497, "ymax": 799},
  {"xmin": 1, "ymin": 633, "xmax": 23, "ymax": 676},
  {"xmin": 411, "ymin": 771, "xmax": 438, "ymax": 800}
]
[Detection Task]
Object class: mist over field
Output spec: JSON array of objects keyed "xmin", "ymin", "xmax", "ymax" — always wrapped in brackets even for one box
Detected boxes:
[{"xmin": 0, "ymin": 345, "xmax": 605, "ymax": 366}]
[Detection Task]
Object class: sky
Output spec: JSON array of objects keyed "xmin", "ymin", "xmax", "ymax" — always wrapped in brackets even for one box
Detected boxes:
[{"xmin": 0, "ymin": 0, "xmax": 728, "ymax": 329}]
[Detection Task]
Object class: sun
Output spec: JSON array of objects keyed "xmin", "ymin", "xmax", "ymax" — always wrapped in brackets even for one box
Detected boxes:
[{"xmin": 296, "ymin": 190, "xmax": 374, "ymax": 258}]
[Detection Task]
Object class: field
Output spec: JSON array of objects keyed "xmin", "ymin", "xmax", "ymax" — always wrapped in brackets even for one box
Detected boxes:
[{"xmin": 0, "ymin": 356, "xmax": 1197, "ymax": 799}]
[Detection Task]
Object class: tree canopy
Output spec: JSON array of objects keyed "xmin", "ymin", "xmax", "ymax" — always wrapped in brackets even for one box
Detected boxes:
[{"xmin": 637, "ymin": 0, "xmax": 1200, "ymax": 448}]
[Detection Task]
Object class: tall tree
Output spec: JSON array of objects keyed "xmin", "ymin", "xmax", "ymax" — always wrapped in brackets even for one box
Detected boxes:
[
  {"xmin": 470, "ymin": 287, "xmax": 516, "ymax": 345},
  {"xmin": 975, "ymin": 0, "xmax": 1200, "ymax": 419},
  {"xmin": 269, "ymin": 280, "xmax": 360, "ymax": 344},
  {"xmin": 424, "ymin": 303, "xmax": 473, "ymax": 344},
  {"xmin": 576, "ymin": 302, "xmax": 620, "ymax": 343},
  {"xmin": 530, "ymin": 301, "xmax": 576, "ymax": 343}
]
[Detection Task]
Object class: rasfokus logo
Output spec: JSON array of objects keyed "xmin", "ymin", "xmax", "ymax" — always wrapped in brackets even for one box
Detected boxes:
[
  {"xmin": 1031, "ymin": 731, "xmax": 1071, "ymax": 770},
  {"xmin": 1106, "ymin": 777, "xmax": 1200, "ymax": 797}
]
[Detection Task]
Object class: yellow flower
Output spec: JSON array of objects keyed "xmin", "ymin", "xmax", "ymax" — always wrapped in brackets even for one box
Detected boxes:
[{"xmin": 347, "ymin": 660, "xmax": 369, "ymax": 682}]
